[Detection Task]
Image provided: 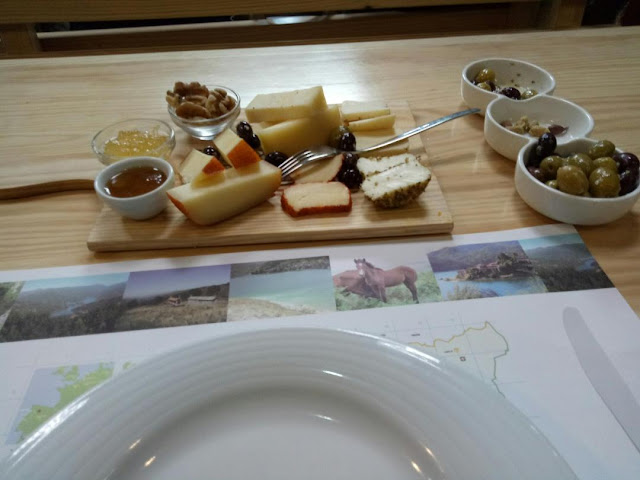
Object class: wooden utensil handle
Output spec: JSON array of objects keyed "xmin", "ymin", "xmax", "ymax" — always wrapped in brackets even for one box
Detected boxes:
[{"xmin": 0, "ymin": 179, "xmax": 95, "ymax": 200}]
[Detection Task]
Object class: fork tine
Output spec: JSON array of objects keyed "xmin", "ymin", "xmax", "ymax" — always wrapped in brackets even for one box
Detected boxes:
[
  {"xmin": 281, "ymin": 153, "xmax": 332, "ymax": 177},
  {"xmin": 278, "ymin": 150, "xmax": 313, "ymax": 172}
]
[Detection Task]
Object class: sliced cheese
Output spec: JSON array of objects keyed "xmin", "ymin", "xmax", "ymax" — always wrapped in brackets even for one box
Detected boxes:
[
  {"xmin": 179, "ymin": 149, "xmax": 215, "ymax": 184},
  {"xmin": 341, "ymin": 100, "xmax": 390, "ymax": 122},
  {"xmin": 246, "ymin": 86, "xmax": 328, "ymax": 123},
  {"xmin": 354, "ymin": 128, "xmax": 410, "ymax": 157},
  {"xmin": 191, "ymin": 157, "xmax": 226, "ymax": 187},
  {"xmin": 213, "ymin": 128, "xmax": 261, "ymax": 169},
  {"xmin": 357, "ymin": 153, "xmax": 422, "ymax": 178},
  {"xmin": 258, "ymin": 105, "xmax": 341, "ymax": 155},
  {"xmin": 348, "ymin": 114, "xmax": 396, "ymax": 131},
  {"xmin": 281, "ymin": 182, "xmax": 352, "ymax": 217},
  {"xmin": 168, "ymin": 161, "xmax": 281, "ymax": 226}
]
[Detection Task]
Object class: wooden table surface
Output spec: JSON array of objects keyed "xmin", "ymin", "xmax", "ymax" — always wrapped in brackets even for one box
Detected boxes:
[{"xmin": 1, "ymin": 26, "xmax": 639, "ymax": 314}]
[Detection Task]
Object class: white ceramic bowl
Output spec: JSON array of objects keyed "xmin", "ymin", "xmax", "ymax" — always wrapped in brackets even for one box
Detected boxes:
[
  {"xmin": 515, "ymin": 138, "xmax": 640, "ymax": 225},
  {"xmin": 461, "ymin": 58, "xmax": 556, "ymax": 115},
  {"xmin": 94, "ymin": 156, "xmax": 175, "ymax": 220},
  {"xmin": 485, "ymin": 95, "xmax": 594, "ymax": 161}
]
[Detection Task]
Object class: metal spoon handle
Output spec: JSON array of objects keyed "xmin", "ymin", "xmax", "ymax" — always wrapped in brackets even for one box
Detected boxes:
[{"xmin": 357, "ymin": 108, "xmax": 480, "ymax": 153}]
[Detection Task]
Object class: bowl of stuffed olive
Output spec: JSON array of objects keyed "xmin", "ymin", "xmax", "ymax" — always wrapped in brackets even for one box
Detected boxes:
[{"xmin": 515, "ymin": 135, "xmax": 640, "ymax": 225}]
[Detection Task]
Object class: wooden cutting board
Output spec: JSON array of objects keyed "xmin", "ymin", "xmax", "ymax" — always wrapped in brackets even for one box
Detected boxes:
[{"xmin": 87, "ymin": 101, "xmax": 453, "ymax": 252}]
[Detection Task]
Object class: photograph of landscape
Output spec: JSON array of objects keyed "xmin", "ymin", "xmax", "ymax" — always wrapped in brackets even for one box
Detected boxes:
[
  {"xmin": 332, "ymin": 256, "xmax": 442, "ymax": 311},
  {"xmin": 227, "ymin": 256, "xmax": 336, "ymax": 321},
  {"xmin": 519, "ymin": 234, "xmax": 614, "ymax": 292},
  {"xmin": 117, "ymin": 265, "xmax": 231, "ymax": 331},
  {"xmin": 0, "ymin": 273, "xmax": 129, "ymax": 342},
  {"xmin": 0, "ymin": 281, "xmax": 24, "ymax": 332},
  {"xmin": 428, "ymin": 241, "xmax": 548, "ymax": 300}
]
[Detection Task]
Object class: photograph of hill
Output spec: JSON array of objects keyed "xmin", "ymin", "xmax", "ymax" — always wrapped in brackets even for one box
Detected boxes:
[
  {"xmin": 116, "ymin": 265, "xmax": 231, "ymax": 331},
  {"xmin": 0, "ymin": 274, "xmax": 129, "ymax": 342},
  {"xmin": 428, "ymin": 241, "xmax": 548, "ymax": 300},
  {"xmin": 228, "ymin": 256, "xmax": 335, "ymax": 321},
  {"xmin": 0, "ymin": 281, "xmax": 24, "ymax": 332},
  {"xmin": 519, "ymin": 234, "xmax": 614, "ymax": 292}
]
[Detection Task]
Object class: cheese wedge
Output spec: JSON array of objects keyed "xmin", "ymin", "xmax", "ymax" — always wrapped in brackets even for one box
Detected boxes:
[
  {"xmin": 213, "ymin": 128, "xmax": 261, "ymax": 169},
  {"xmin": 167, "ymin": 162, "xmax": 281, "ymax": 225},
  {"xmin": 290, "ymin": 154, "xmax": 343, "ymax": 183},
  {"xmin": 191, "ymin": 156, "xmax": 226, "ymax": 187},
  {"xmin": 348, "ymin": 114, "xmax": 396, "ymax": 131},
  {"xmin": 246, "ymin": 86, "xmax": 328, "ymax": 123},
  {"xmin": 354, "ymin": 128, "xmax": 410, "ymax": 157},
  {"xmin": 179, "ymin": 149, "xmax": 215, "ymax": 184},
  {"xmin": 341, "ymin": 101, "xmax": 390, "ymax": 122},
  {"xmin": 258, "ymin": 105, "xmax": 341, "ymax": 155}
]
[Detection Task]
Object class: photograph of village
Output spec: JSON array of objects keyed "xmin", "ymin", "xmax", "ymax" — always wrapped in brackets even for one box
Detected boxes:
[
  {"xmin": 332, "ymin": 256, "xmax": 442, "ymax": 311},
  {"xmin": 519, "ymin": 234, "xmax": 614, "ymax": 292},
  {"xmin": 0, "ymin": 274, "xmax": 128, "ymax": 342},
  {"xmin": 117, "ymin": 264, "xmax": 230, "ymax": 331},
  {"xmin": 427, "ymin": 241, "xmax": 548, "ymax": 300},
  {"xmin": 227, "ymin": 256, "xmax": 336, "ymax": 321}
]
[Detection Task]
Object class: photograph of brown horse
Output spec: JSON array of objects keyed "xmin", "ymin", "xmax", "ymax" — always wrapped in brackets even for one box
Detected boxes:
[{"xmin": 354, "ymin": 258, "xmax": 419, "ymax": 303}]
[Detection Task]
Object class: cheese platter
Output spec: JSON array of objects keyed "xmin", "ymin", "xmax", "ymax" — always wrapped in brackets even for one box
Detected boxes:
[{"xmin": 87, "ymin": 87, "xmax": 455, "ymax": 252}]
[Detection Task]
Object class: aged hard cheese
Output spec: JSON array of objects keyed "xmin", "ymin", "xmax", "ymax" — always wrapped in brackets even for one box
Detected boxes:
[
  {"xmin": 167, "ymin": 162, "xmax": 281, "ymax": 225},
  {"xmin": 213, "ymin": 128, "xmax": 262, "ymax": 169},
  {"xmin": 179, "ymin": 149, "xmax": 216, "ymax": 184},
  {"xmin": 348, "ymin": 114, "xmax": 395, "ymax": 131},
  {"xmin": 258, "ymin": 105, "xmax": 341, "ymax": 155},
  {"xmin": 354, "ymin": 128, "xmax": 410, "ymax": 157},
  {"xmin": 245, "ymin": 86, "xmax": 328, "ymax": 123},
  {"xmin": 341, "ymin": 100, "xmax": 390, "ymax": 121}
]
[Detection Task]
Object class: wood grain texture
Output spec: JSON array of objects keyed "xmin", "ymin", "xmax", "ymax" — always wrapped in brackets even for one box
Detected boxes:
[
  {"xmin": 0, "ymin": 27, "xmax": 639, "ymax": 314},
  {"xmin": 87, "ymin": 102, "xmax": 454, "ymax": 252}
]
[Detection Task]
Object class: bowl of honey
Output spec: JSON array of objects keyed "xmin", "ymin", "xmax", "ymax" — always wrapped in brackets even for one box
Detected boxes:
[
  {"xmin": 92, "ymin": 119, "xmax": 176, "ymax": 166},
  {"xmin": 94, "ymin": 156, "xmax": 175, "ymax": 220}
]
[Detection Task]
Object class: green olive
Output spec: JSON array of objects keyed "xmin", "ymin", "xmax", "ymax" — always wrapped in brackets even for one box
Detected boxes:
[
  {"xmin": 520, "ymin": 89, "xmax": 538, "ymax": 100},
  {"xmin": 587, "ymin": 140, "xmax": 616, "ymax": 159},
  {"xmin": 546, "ymin": 179, "xmax": 559, "ymax": 189},
  {"xmin": 476, "ymin": 82, "xmax": 492, "ymax": 91},
  {"xmin": 564, "ymin": 153, "xmax": 594, "ymax": 177},
  {"xmin": 592, "ymin": 156, "xmax": 618, "ymax": 173},
  {"xmin": 557, "ymin": 165, "xmax": 589, "ymax": 196},
  {"xmin": 328, "ymin": 125, "xmax": 351, "ymax": 149},
  {"xmin": 539, "ymin": 155, "xmax": 564, "ymax": 180},
  {"xmin": 589, "ymin": 166, "xmax": 621, "ymax": 198},
  {"xmin": 474, "ymin": 68, "xmax": 496, "ymax": 84}
]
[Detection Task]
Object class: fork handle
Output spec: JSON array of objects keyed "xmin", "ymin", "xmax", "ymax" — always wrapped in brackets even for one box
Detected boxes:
[{"xmin": 356, "ymin": 108, "xmax": 480, "ymax": 154}]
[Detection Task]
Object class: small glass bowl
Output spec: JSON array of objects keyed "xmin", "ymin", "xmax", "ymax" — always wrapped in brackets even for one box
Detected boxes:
[
  {"xmin": 167, "ymin": 85, "xmax": 241, "ymax": 140},
  {"xmin": 92, "ymin": 119, "xmax": 176, "ymax": 166}
]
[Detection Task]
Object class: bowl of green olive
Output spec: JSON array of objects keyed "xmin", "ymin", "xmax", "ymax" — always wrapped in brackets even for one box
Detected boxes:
[
  {"xmin": 461, "ymin": 58, "xmax": 556, "ymax": 115},
  {"xmin": 515, "ymin": 135, "xmax": 640, "ymax": 225}
]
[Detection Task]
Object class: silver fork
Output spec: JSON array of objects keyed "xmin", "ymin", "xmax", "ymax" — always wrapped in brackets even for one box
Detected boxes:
[{"xmin": 278, "ymin": 107, "xmax": 479, "ymax": 178}]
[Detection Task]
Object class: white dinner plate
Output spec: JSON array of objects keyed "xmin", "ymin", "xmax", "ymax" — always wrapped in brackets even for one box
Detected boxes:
[{"xmin": 0, "ymin": 328, "xmax": 577, "ymax": 480}]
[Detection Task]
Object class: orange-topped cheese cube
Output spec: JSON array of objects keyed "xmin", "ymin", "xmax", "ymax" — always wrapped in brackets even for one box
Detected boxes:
[
  {"xmin": 191, "ymin": 156, "xmax": 226, "ymax": 187},
  {"xmin": 213, "ymin": 129, "xmax": 261, "ymax": 169}
]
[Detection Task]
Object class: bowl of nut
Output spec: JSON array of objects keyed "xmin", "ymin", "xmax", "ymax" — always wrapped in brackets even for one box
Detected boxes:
[
  {"xmin": 461, "ymin": 58, "xmax": 556, "ymax": 115},
  {"xmin": 485, "ymin": 94, "xmax": 594, "ymax": 161},
  {"xmin": 515, "ymin": 135, "xmax": 640, "ymax": 225},
  {"xmin": 166, "ymin": 82, "xmax": 240, "ymax": 140}
]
